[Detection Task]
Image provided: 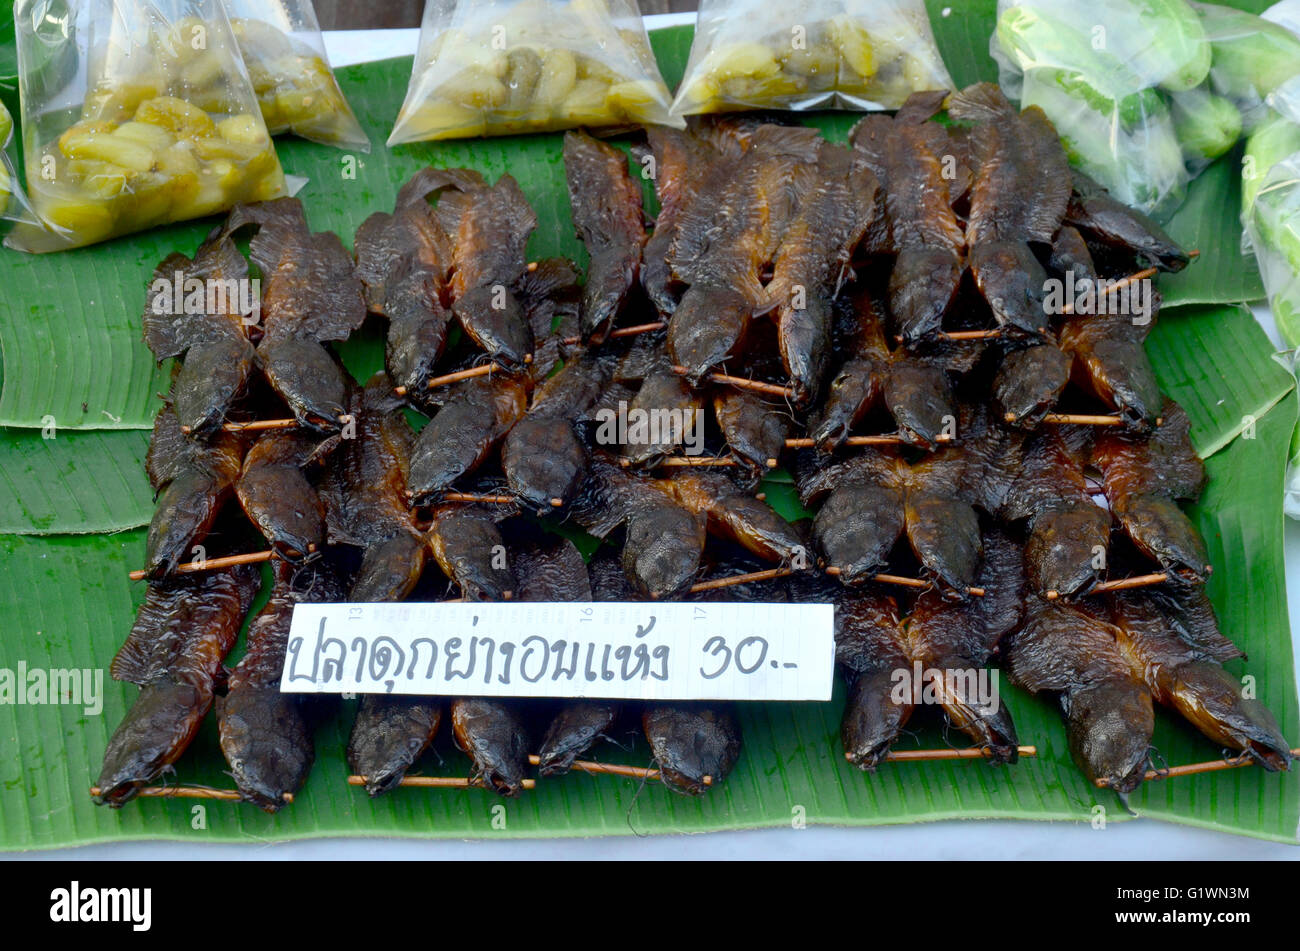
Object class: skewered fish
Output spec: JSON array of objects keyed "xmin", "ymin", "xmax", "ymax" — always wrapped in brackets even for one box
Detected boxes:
[
  {"xmin": 571, "ymin": 452, "xmax": 706, "ymax": 599},
  {"xmin": 143, "ymin": 231, "xmax": 256, "ymax": 434},
  {"xmin": 144, "ymin": 406, "xmax": 244, "ymax": 578},
  {"xmin": 948, "ymin": 83, "xmax": 1071, "ymax": 341},
  {"xmin": 850, "ymin": 92, "xmax": 965, "ymax": 347},
  {"xmin": 96, "ymin": 564, "xmax": 262, "ymax": 805},
  {"xmin": 1066, "ymin": 171, "xmax": 1191, "ymax": 273},
  {"xmin": 530, "ymin": 538, "xmax": 622, "ymax": 776},
  {"xmin": 325, "ymin": 374, "xmax": 440, "ymax": 795},
  {"xmin": 667, "ymin": 124, "xmax": 822, "ymax": 383},
  {"xmin": 354, "ymin": 169, "xmax": 457, "ymax": 394},
  {"xmin": 235, "ymin": 427, "xmax": 331, "ymax": 563},
  {"xmin": 761, "ymin": 140, "xmax": 880, "ymax": 403},
  {"xmin": 436, "ymin": 169, "xmax": 537, "ymax": 368},
  {"xmin": 408, "ymin": 369, "xmax": 531, "ymax": 504},
  {"xmin": 836, "ymin": 530, "xmax": 1023, "ymax": 767},
  {"xmin": 1008, "ymin": 584, "xmax": 1289, "ymax": 794},
  {"xmin": 795, "ymin": 423, "xmax": 989, "ymax": 597},
  {"xmin": 640, "ymin": 126, "xmax": 722, "ymax": 318},
  {"xmin": 1091, "ymin": 401, "xmax": 1209, "ymax": 582},
  {"xmin": 222, "ymin": 198, "xmax": 368, "ymax": 431},
  {"xmin": 502, "ymin": 347, "xmax": 619, "ymax": 511},
  {"xmin": 563, "ymin": 131, "xmax": 647, "ymax": 342},
  {"xmin": 217, "ymin": 556, "xmax": 348, "ymax": 810}
]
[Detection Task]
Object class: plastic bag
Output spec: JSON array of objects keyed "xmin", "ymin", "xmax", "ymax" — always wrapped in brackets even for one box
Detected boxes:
[
  {"xmin": 224, "ymin": 1, "xmax": 368, "ymax": 149},
  {"xmin": 1195, "ymin": 1, "xmax": 1300, "ymax": 132},
  {"xmin": 991, "ymin": 0, "xmax": 1217, "ymax": 218},
  {"xmin": 671, "ymin": 0, "xmax": 952, "ymax": 117},
  {"xmin": 389, "ymin": 0, "xmax": 678, "ymax": 144},
  {"xmin": 9, "ymin": 0, "xmax": 287, "ymax": 253}
]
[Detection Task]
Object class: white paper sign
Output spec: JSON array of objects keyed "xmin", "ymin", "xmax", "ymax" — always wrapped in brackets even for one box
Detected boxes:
[{"xmin": 280, "ymin": 601, "xmax": 835, "ymax": 701}]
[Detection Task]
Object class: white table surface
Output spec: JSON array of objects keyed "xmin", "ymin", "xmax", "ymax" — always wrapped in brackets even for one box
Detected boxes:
[{"xmin": 12, "ymin": 20, "xmax": 1300, "ymax": 861}]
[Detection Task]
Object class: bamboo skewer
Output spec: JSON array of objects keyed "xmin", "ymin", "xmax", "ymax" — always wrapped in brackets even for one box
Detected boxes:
[
  {"xmin": 128, "ymin": 549, "xmax": 274, "ymax": 581},
  {"xmin": 347, "ymin": 774, "xmax": 536, "ymax": 791},
  {"xmin": 181, "ymin": 418, "xmax": 304, "ymax": 435},
  {"xmin": 668, "ymin": 366, "xmax": 797, "ymax": 400},
  {"xmin": 848, "ymin": 746, "xmax": 1038, "ymax": 764},
  {"xmin": 689, "ymin": 566, "xmax": 798, "ymax": 593},
  {"xmin": 1059, "ymin": 267, "xmax": 1158, "ymax": 317},
  {"xmin": 784, "ymin": 434, "xmax": 954, "ymax": 449},
  {"xmin": 393, "ymin": 356, "xmax": 534, "ymax": 397},
  {"xmin": 824, "ymin": 565, "xmax": 986, "ymax": 597},
  {"xmin": 89, "ymin": 784, "xmax": 289, "ymax": 803},
  {"xmin": 1045, "ymin": 572, "xmax": 1172, "ymax": 601},
  {"xmin": 1093, "ymin": 747, "xmax": 1300, "ymax": 788},
  {"xmin": 562, "ymin": 321, "xmax": 667, "ymax": 346},
  {"xmin": 525, "ymin": 755, "xmax": 712, "ymax": 785}
]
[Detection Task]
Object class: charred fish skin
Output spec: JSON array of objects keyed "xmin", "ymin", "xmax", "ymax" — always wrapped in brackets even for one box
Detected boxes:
[
  {"xmin": 96, "ymin": 565, "xmax": 261, "ymax": 806},
  {"xmin": 1063, "ymin": 680, "xmax": 1157, "ymax": 795},
  {"xmin": 808, "ymin": 356, "xmax": 881, "ymax": 451},
  {"xmin": 619, "ymin": 364, "xmax": 702, "ymax": 467},
  {"xmin": 834, "ymin": 588, "xmax": 912, "ymax": 769},
  {"xmin": 347, "ymin": 697, "xmax": 444, "ymax": 796},
  {"xmin": 537, "ymin": 703, "xmax": 621, "ymax": 776},
  {"xmin": 218, "ymin": 559, "xmax": 347, "ymax": 811},
  {"xmin": 1109, "ymin": 590, "xmax": 1292, "ymax": 769},
  {"xmin": 427, "ymin": 506, "xmax": 516, "ymax": 601},
  {"xmin": 994, "ymin": 343, "xmax": 1072, "ymax": 429},
  {"xmin": 714, "ymin": 388, "xmax": 792, "ymax": 487},
  {"xmin": 143, "ymin": 408, "xmax": 244, "ymax": 578},
  {"xmin": 143, "ymin": 235, "xmax": 256, "ymax": 434},
  {"xmin": 258, "ymin": 336, "xmax": 350, "ymax": 433},
  {"xmin": 441, "ymin": 173, "xmax": 538, "ymax": 368},
  {"xmin": 384, "ymin": 270, "xmax": 453, "ymax": 395},
  {"xmin": 236, "ymin": 429, "xmax": 328, "ymax": 564},
  {"xmin": 1008, "ymin": 598, "xmax": 1157, "ymax": 795},
  {"xmin": 814, "ymin": 483, "xmax": 905, "ymax": 584},
  {"xmin": 641, "ymin": 127, "xmax": 720, "ymax": 318},
  {"xmin": 1067, "ymin": 172, "xmax": 1191, "ymax": 273},
  {"xmin": 502, "ymin": 416, "xmax": 587, "ymax": 511},
  {"xmin": 1024, "ymin": 502, "xmax": 1112, "ymax": 598},
  {"xmin": 883, "ymin": 360, "xmax": 955, "ymax": 450},
  {"xmin": 563, "ymin": 131, "xmax": 646, "ymax": 342},
  {"xmin": 408, "ymin": 372, "xmax": 529, "ymax": 505},
  {"xmin": 888, "ymin": 248, "xmax": 964, "ymax": 345},
  {"xmin": 171, "ymin": 335, "xmax": 256, "ymax": 436},
  {"xmin": 623, "ymin": 502, "xmax": 706, "ymax": 600},
  {"xmin": 451, "ymin": 698, "xmax": 532, "ymax": 796},
  {"xmin": 666, "ymin": 285, "xmax": 752, "ymax": 386},
  {"xmin": 642, "ymin": 704, "xmax": 742, "ymax": 795}
]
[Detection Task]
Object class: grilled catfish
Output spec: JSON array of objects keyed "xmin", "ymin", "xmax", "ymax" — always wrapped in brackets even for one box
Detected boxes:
[
  {"xmin": 563, "ymin": 131, "xmax": 646, "ymax": 342},
  {"xmin": 144, "ymin": 407, "xmax": 244, "ymax": 578},
  {"xmin": 96, "ymin": 564, "xmax": 262, "ymax": 805},
  {"xmin": 223, "ymin": 198, "xmax": 368, "ymax": 432},
  {"xmin": 218, "ymin": 556, "xmax": 348, "ymax": 811},
  {"xmin": 143, "ymin": 231, "xmax": 256, "ymax": 434}
]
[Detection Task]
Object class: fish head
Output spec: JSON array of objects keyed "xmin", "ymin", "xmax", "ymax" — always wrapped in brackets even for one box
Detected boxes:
[{"xmin": 1064, "ymin": 681, "xmax": 1154, "ymax": 795}]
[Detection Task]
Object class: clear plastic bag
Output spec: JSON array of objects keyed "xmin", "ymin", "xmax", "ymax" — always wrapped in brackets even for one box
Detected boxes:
[
  {"xmin": 224, "ymin": 0, "xmax": 368, "ymax": 150},
  {"xmin": 9, "ymin": 0, "xmax": 287, "ymax": 252},
  {"xmin": 991, "ymin": 0, "xmax": 1217, "ymax": 218},
  {"xmin": 670, "ymin": 0, "xmax": 952, "ymax": 117},
  {"xmin": 1195, "ymin": 1, "xmax": 1300, "ymax": 132},
  {"xmin": 389, "ymin": 0, "xmax": 678, "ymax": 144}
]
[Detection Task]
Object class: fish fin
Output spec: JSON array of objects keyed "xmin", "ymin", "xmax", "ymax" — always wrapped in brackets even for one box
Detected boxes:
[{"xmin": 947, "ymin": 82, "xmax": 1014, "ymax": 122}]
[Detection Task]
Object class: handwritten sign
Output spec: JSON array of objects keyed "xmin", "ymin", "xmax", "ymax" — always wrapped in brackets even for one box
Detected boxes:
[{"xmin": 280, "ymin": 601, "xmax": 835, "ymax": 702}]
